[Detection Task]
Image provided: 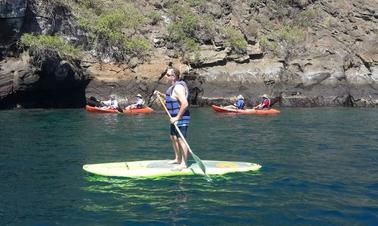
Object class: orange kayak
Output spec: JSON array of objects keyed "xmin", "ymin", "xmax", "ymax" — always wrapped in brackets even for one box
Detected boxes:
[
  {"xmin": 85, "ymin": 105, "xmax": 120, "ymax": 113},
  {"xmin": 211, "ymin": 105, "xmax": 280, "ymax": 115},
  {"xmin": 85, "ymin": 105, "xmax": 154, "ymax": 114},
  {"xmin": 123, "ymin": 106, "xmax": 154, "ymax": 114}
]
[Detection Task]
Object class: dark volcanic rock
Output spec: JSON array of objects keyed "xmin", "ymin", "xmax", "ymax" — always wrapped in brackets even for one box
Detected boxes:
[
  {"xmin": 0, "ymin": 50, "xmax": 89, "ymax": 109},
  {"xmin": 0, "ymin": 0, "xmax": 27, "ymax": 59},
  {"xmin": 1, "ymin": 0, "xmax": 378, "ymax": 108}
]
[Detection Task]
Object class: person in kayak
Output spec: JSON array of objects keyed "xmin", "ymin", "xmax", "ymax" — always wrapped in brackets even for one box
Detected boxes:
[
  {"xmin": 254, "ymin": 94, "xmax": 271, "ymax": 109},
  {"xmin": 164, "ymin": 67, "xmax": 191, "ymax": 169},
  {"xmin": 224, "ymin": 95, "xmax": 245, "ymax": 109},
  {"xmin": 86, "ymin": 96, "xmax": 103, "ymax": 107},
  {"xmin": 125, "ymin": 94, "xmax": 145, "ymax": 110},
  {"xmin": 101, "ymin": 95, "xmax": 119, "ymax": 109}
]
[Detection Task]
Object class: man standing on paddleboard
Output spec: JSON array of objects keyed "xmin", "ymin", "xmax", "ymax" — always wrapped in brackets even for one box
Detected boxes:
[{"xmin": 164, "ymin": 67, "xmax": 191, "ymax": 169}]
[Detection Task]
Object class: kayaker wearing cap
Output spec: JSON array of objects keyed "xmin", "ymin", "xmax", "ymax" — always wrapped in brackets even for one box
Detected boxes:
[
  {"xmin": 224, "ymin": 94, "xmax": 245, "ymax": 109},
  {"xmin": 254, "ymin": 94, "xmax": 271, "ymax": 109},
  {"xmin": 125, "ymin": 94, "xmax": 145, "ymax": 110},
  {"xmin": 101, "ymin": 95, "xmax": 119, "ymax": 109},
  {"xmin": 164, "ymin": 67, "xmax": 190, "ymax": 169},
  {"xmin": 235, "ymin": 95, "xmax": 245, "ymax": 109}
]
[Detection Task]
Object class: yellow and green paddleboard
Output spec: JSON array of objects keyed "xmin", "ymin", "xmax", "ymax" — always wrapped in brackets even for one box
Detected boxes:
[{"xmin": 83, "ymin": 160, "xmax": 261, "ymax": 178}]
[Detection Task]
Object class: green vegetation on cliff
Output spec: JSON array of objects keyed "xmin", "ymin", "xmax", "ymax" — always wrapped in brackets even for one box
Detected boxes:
[
  {"xmin": 222, "ymin": 27, "xmax": 248, "ymax": 54},
  {"xmin": 60, "ymin": 0, "xmax": 150, "ymax": 61},
  {"xmin": 257, "ymin": 4, "xmax": 318, "ymax": 56},
  {"xmin": 46, "ymin": 0, "xmax": 376, "ymax": 66},
  {"xmin": 57, "ymin": 0, "xmax": 252, "ymax": 63},
  {"xmin": 166, "ymin": 3, "xmax": 204, "ymax": 60},
  {"xmin": 166, "ymin": 1, "xmax": 248, "ymax": 62},
  {"xmin": 19, "ymin": 34, "xmax": 82, "ymax": 58}
]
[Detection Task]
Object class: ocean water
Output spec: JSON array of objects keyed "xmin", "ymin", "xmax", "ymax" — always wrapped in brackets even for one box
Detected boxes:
[{"xmin": 0, "ymin": 107, "xmax": 377, "ymax": 226}]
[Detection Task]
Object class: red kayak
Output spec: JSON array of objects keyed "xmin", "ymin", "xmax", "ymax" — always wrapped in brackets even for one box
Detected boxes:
[
  {"xmin": 123, "ymin": 106, "xmax": 154, "ymax": 114},
  {"xmin": 85, "ymin": 105, "xmax": 154, "ymax": 114},
  {"xmin": 85, "ymin": 105, "xmax": 120, "ymax": 113},
  {"xmin": 211, "ymin": 105, "xmax": 280, "ymax": 115}
]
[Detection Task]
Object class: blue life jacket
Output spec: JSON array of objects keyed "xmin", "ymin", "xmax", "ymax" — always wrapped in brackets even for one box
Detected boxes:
[
  {"xmin": 165, "ymin": 81, "xmax": 190, "ymax": 126},
  {"xmin": 235, "ymin": 99, "xmax": 245, "ymax": 109}
]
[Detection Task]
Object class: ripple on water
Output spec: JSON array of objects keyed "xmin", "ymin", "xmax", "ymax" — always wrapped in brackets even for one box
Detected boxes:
[{"xmin": 1, "ymin": 108, "xmax": 378, "ymax": 225}]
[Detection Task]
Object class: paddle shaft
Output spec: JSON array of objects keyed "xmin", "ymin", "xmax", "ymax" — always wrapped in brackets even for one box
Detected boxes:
[{"xmin": 155, "ymin": 92, "xmax": 211, "ymax": 181}]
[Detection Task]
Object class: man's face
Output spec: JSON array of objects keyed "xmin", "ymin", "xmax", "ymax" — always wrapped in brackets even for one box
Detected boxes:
[{"xmin": 165, "ymin": 69, "xmax": 175, "ymax": 83}]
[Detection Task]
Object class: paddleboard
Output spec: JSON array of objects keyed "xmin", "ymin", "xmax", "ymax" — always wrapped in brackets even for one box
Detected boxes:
[{"xmin": 83, "ymin": 160, "xmax": 261, "ymax": 178}]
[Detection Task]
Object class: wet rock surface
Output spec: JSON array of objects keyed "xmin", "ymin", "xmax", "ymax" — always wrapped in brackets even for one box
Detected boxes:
[{"xmin": 0, "ymin": 51, "xmax": 89, "ymax": 109}]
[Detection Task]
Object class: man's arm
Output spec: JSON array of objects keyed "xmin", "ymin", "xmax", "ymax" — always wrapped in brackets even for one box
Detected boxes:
[
  {"xmin": 253, "ymin": 102, "xmax": 262, "ymax": 109},
  {"xmin": 153, "ymin": 90, "xmax": 165, "ymax": 98}
]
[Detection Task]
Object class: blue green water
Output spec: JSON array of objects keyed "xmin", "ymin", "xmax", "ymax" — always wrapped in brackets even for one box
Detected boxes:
[{"xmin": 0, "ymin": 107, "xmax": 377, "ymax": 225}]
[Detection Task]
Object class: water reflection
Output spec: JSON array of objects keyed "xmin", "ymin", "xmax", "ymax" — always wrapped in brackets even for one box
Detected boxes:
[
  {"xmin": 81, "ymin": 171, "xmax": 262, "ymax": 224},
  {"xmin": 81, "ymin": 176, "xmax": 192, "ymax": 223}
]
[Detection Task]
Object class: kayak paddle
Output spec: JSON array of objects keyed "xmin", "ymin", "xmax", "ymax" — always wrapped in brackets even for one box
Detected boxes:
[{"xmin": 116, "ymin": 106, "xmax": 124, "ymax": 113}]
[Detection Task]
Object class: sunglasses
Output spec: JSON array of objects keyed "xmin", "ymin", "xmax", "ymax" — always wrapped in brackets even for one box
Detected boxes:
[{"xmin": 166, "ymin": 73, "xmax": 174, "ymax": 77}]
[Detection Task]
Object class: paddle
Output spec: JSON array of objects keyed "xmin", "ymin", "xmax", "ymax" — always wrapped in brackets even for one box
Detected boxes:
[
  {"xmin": 116, "ymin": 107, "xmax": 124, "ymax": 113},
  {"xmin": 154, "ymin": 91, "xmax": 212, "ymax": 182}
]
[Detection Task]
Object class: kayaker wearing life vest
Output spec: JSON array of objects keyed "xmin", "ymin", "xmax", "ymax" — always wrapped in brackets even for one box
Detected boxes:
[
  {"xmin": 224, "ymin": 94, "xmax": 245, "ymax": 109},
  {"xmin": 101, "ymin": 95, "xmax": 119, "ymax": 109},
  {"xmin": 234, "ymin": 95, "xmax": 245, "ymax": 109},
  {"xmin": 125, "ymin": 94, "xmax": 145, "ymax": 110},
  {"xmin": 254, "ymin": 94, "xmax": 271, "ymax": 109},
  {"xmin": 165, "ymin": 67, "xmax": 190, "ymax": 169}
]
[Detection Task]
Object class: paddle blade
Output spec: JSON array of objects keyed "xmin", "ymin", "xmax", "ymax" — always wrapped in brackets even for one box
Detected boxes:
[
  {"xmin": 191, "ymin": 152, "xmax": 212, "ymax": 182},
  {"xmin": 116, "ymin": 107, "xmax": 124, "ymax": 113},
  {"xmin": 191, "ymin": 153, "xmax": 206, "ymax": 172}
]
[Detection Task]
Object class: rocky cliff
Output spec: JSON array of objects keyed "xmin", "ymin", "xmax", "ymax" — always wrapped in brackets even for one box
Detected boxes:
[{"xmin": 0, "ymin": 0, "xmax": 377, "ymax": 109}]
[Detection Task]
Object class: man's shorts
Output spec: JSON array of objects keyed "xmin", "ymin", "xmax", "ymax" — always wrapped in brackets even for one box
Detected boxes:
[{"xmin": 170, "ymin": 124, "xmax": 188, "ymax": 138}]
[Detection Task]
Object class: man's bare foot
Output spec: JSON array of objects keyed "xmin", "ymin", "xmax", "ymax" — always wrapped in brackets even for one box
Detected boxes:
[
  {"xmin": 168, "ymin": 160, "xmax": 180, "ymax": 164},
  {"xmin": 177, "ymin": 164, "xmax": 188, "ymax": 169},
  {"xmin": 171, "ymin": 164, "xmax": 188, "ymax": 171}
]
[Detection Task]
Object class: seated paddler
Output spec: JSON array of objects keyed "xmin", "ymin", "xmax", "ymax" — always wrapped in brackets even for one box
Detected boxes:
[{"xmin": 224, "ymin": 94, "xmax": 245, "ymax": 109}]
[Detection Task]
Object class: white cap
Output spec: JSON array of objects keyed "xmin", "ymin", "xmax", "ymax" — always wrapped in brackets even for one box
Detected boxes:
[
  {"xmin": 262, "ymin": 94, "xmax": 269, "ymax": 98},
  {"xmin": 237, "ymin": 95, "xmax": 244, "ymax": 100},
  {"xmin": 136, "ymin": 94, "xmax": 142, "ymax": 98}
]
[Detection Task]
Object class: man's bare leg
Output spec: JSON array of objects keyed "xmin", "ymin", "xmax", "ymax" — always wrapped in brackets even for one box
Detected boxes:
[
  {"xmin": 224, "ymin": 105, "xmax": 237, "ymax": 109},
  {"xmin": 169, "ymin": 135, "xmax": 181, "ymax": 164},
  {"xmin": 177, "ymin": 138, "xmax": 188, "ymax": 168}
]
